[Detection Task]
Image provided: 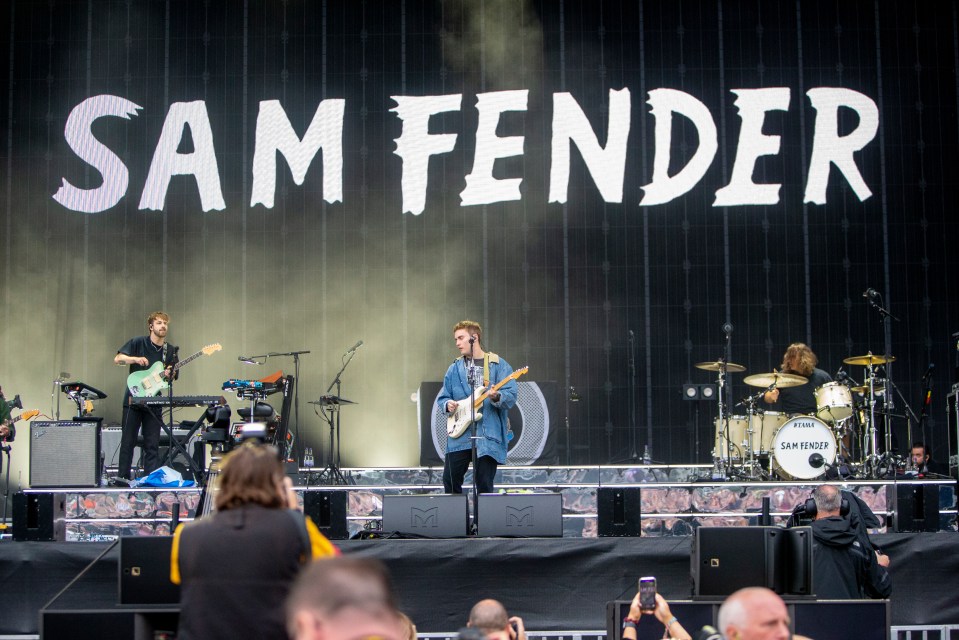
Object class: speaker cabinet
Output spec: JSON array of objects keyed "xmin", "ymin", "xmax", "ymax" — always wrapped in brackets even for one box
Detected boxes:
[
  {"xmin": 694, "ymin": 526, "xmax": 783, "ymax": 596},
  {"xmin": 303, "ymin": 490, "xmax": 349, "ymax": 540},
  {"xmin": 12, "ymin": 492, "xmax": 65, "ymax": 541},
  {"xmin": 30, "ymin": 421, "xmax": 101, "ymax": 487},
  {"xmin": 888, "ymin": 484, "xmax": 940, "ymax": 532},
  {"xmin": 477, "ymin": 492, "xmax": 563, "ymax": 537},
  {"xmin": 597, "ymin": 487, "xmax": 642, "ymax": 537},
  {"xmin": 118, "ymin": 536, "xmax": 180, "ymax": 605},
  {"xmin": 382, "ymin": 494, "xmax": 469, "ymax": 538}
]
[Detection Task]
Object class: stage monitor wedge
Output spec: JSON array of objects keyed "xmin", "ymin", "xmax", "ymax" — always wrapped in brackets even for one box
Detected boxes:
[
  {"xmin": 382, "ymin": 494, "xmax": 469, "ymax": 538},
  {"xmin": 477, "ymin": 492, "xmax": 563, "ymax": 537}
]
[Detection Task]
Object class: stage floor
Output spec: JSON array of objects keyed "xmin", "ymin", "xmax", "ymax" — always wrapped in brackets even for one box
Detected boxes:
[{"xmin": 2, "ymin": 532, "xmax": 958, "ymax": 636}]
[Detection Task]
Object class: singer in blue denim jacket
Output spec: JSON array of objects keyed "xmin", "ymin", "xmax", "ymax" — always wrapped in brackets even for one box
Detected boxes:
[{"xmin": 436, "ymin": 320, "xmax": 518, "ymax": 494}]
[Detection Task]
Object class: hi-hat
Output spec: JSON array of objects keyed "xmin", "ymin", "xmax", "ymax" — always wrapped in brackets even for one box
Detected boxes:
[
  {"xmin": 851, "ymin": 385, "xmax": 886, "ymax": 395},
  {"xmin": 743, "ymin": 372, "xmax": 808, "ymax": 388},
  {"xmin": 843, "ymin": 353, "xmax": 896, "ymax": 366},
  {"xmin": 695, "ymin": 361, "xmax": 746, "ymax": 373},
  {"xmin": 308, "ymin": 395, "xmax": 356, "ymax": 406}
]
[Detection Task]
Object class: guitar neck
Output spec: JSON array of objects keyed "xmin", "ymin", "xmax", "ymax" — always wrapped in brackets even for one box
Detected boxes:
[
  {"xmin": 472, "ymin": 367, "xmax": 528, "ymax": 408},
  {"xmin": 172, "ymin": 349, "xmax": 204, "ymax": 372}
]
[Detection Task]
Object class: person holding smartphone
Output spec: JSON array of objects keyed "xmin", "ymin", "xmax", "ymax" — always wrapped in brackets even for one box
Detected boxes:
[{"xmin": 622, "ymin": 581, "xmax": 691, "ymax": 640}]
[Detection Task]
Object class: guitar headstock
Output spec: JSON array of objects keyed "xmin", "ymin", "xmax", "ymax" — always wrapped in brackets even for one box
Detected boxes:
[
  {"xmin": 202, "ymin": 343, "xmax": 223, "ymax": 356},
  {"xmin": 19, "ymin": 410, "xmax": 39, "ymax": 421},
  {"xmin": 514, "ymin": 366, "xmax": 529, "ymax": 376}
]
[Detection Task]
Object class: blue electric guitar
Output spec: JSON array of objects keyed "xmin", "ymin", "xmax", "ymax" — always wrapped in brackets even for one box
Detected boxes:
[{"xmin": 127, "ymin": 343, "xmax": 222, "ymax": 397}]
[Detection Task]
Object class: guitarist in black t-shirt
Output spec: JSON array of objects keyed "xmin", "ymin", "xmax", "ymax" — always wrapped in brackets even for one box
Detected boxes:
[{"xmin": 113, "ymin": 311, "xmax": 178, "ymax": 481}]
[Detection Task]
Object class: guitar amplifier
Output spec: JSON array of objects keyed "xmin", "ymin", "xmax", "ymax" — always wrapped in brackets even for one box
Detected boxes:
[{"xmin": 30, "ymin": 421, "xmax": 101, "ymax": 488}]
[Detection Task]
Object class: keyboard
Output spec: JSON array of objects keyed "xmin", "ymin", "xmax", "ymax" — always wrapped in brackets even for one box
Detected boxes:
[{"xmin": 131, "ymin": 395, "xmax": 226, "ymax": 408}]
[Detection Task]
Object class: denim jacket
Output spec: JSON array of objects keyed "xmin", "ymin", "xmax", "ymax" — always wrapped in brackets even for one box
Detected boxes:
[{"xmin": 436, "ymin": 353, "xmax": 518, "ymax": 464}]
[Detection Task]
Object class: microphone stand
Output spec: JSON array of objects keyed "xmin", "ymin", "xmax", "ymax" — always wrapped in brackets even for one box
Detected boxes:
[
  {"xmin": 866, "ymin": 292, "xmax": 899, "ymax": 475},
  {"xmin": 320, "ymin": 347, "xmax": 358, "ymax": 485},
  {"xmin": 467, "ymin": 338, "xmax": 479, "ymax": 533},
  {"xmin": 267, "ymin": 350, "xmax": 310, "ymax": 463}
]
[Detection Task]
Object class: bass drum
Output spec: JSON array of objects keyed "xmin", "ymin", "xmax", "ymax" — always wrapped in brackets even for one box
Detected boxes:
[{"xmin": 771, "ymin": 415, "xmax": 837, "ymax": 480}]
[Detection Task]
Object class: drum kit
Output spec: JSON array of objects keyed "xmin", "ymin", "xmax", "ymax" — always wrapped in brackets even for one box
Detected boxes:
[{"xmin": 697, "ymin": 352, "xmax": 897, "ymax": 481}]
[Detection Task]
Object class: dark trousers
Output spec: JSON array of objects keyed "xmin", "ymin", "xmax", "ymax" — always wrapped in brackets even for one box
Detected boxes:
[
  {"xmin": 118, "ymin": 404, "xmax": 164, "ymax": 479},
  {"xmin": 443, "ymin": 449, "xmax": 498, "ymax": 494}
]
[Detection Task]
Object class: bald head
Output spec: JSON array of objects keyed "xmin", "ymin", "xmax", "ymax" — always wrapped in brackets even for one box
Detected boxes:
[
  {"xmin": 468, "ymin": 599, "xmax": 509, "ymax": 635},
  {"xmin": 812, "ymin": 484, "xmax": 842, "ymax": 518},
  {"xmin": 717, "ymin": 587, "xmax": 790, "ymax": 640}
]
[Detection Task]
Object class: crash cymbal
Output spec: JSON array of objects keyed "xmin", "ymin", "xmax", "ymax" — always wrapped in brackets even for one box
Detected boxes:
[
  {"xmin": 743, "ymin": 372, "xmax": 808, "ymax": 388},
  {"xmin": 695, "ymin": 361, "xmax": 746, "ymax": 373},
  {"xmin": 843, "ymin": 353, "xmax": 896, "ymax": 366}
]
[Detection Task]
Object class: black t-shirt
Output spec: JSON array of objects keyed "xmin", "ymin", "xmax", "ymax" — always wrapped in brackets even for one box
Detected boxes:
[
  {"xmin": 770, "ymin": 367, "xmax": 833, "ymax": 415},
  {"xmin": 118, "ymin": 336, "xmax": 178, "ymax": 403}
]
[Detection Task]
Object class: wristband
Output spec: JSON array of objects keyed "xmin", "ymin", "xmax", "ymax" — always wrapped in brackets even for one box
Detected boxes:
[
  {"xmin": 666, "ymin": 616, "xmax": 678, "ymax": 628},
  {"xmin": 623, "ymin": 620, "xmax": 638, "ymax": 632}
]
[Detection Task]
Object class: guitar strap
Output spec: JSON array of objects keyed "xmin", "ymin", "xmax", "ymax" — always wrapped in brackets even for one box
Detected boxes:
[{"xmin": 483, "ymin": 353, "xmax": 491, "ymax": 387}]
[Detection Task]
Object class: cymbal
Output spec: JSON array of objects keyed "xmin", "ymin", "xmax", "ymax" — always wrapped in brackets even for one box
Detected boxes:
[
  {"xmin": 695, "ymin": 361, "xmax": 746, "ymax": 373},
  {"xmin": 851, "ymin": 385, "xmax": 885, "ymax": 395},
  {"xmin": 743, "ymin": 372, "xmax": 808, "ymax": 388},
  {"xmin": 843, "ymin": 353, "xmax": 896, "ymax": 366}
]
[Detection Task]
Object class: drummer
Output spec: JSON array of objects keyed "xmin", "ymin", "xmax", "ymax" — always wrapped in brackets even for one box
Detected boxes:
[{"xmin": 763, "ymin": 343, "xmax": 832, "ymax": 415}]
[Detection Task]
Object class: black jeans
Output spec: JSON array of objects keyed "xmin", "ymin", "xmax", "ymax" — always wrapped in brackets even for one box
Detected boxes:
[
  {"xmin": 443, "ymin": 449, "xmax": 498, "ymax": 494},
  {"xmin": 118, "ymin": 404, "xmax": 164, "ymax": 479}
]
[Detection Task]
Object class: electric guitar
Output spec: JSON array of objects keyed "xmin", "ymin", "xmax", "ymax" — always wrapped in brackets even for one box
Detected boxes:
[
  {"xmin": 127, "ymin": 343, "xmax": 222, "ymax": 397},
  {"xmin": 446, "ymin": 366, "xmax": 529, "ymax": 438},
  {"xmin": 1, "ymin": 409, "xmax": 39, "ymax": 438}
]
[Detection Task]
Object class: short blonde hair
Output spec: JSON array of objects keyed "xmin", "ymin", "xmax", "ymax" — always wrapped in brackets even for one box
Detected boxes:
[{"xmin": 453, "ymin": 320, "xmax": 482, "ymax": 346}]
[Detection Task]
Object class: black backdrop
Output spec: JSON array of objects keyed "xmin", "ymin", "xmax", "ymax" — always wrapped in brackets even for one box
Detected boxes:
[{"xmin": 1, "ymin": 0, "xmax": 957, "ymax": 470}]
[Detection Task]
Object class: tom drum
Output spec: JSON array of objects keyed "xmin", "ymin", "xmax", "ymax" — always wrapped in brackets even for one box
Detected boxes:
[{"xmin": 815, "ymin": 381, "xmax": 854, "ymax": 423}]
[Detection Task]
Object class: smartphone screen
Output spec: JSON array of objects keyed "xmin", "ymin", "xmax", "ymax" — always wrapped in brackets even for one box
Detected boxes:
[{"xmin": 639, "ymin": 576, "xmax": 657, "ymax": 613}]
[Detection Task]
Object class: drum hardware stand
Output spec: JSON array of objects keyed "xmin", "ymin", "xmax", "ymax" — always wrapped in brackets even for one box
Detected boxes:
[{"xmin": 740, "ymin": 394, "xmax": 767, "ymax": 480}]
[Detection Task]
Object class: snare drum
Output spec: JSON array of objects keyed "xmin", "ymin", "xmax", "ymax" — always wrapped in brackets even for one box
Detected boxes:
[
  {"xmin": 815, "ymin": 381, "xmax": 853, "ymax": 423},
  {"xmin": 714, "ymin": 415, "xmax": 749, "ymax": 460},
  {"xmin": 771, "ymin": 415, "xmax": 837, "ymax": 480},
  {"xmin": 750, "ymin": 411, "xmax": 787, "ymax": 454}
]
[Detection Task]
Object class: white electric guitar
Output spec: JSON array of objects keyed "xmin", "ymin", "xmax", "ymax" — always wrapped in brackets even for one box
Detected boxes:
[{"xmin": 446, "ymin": 366, "xmax": 529, "ymax": 438}]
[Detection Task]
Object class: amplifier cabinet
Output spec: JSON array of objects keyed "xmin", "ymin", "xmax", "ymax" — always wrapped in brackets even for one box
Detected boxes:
[{"xmin": 29, "ymin": 421, "xmax": 101, "ymax": 488}]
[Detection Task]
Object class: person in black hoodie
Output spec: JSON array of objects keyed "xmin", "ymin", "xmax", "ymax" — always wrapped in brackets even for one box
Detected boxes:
[{"xmin": 811, "ymin": 484, "xmax": 891, "ymax": 599}]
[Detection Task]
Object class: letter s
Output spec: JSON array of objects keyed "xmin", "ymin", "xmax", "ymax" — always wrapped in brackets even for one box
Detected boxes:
[{"xmin": 52, "ymin": 95, "xmax": 142, "ymax": 213}]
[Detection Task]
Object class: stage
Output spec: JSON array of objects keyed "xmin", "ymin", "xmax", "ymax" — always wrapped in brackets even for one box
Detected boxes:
[{"xmin": 2, "ymin": 533, "xmax": 958, "ymax": 637}]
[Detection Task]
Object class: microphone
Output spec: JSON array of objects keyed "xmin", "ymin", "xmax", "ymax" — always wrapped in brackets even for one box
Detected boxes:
[
  {"xmin": 922, "ymin": 363, "xmax": 934, "ymax": 381},
  {"xmin": 238, "ymin": 356, "xmax": 263, "ymax": 365},
  {"xmin": 809, "ymin": 452, "xmax": 825, "ymax": 469},
  {"xmin": 345, "ymin": 340, "xmax": 364, "ymax": 354},
  {"xmin": 862, "ymin": 287, "xmax": 879, "ymax": 299},
  {"xmin": 695, "ymin": 626, "xmax": 723, "ymax": 640},
  {"xmin": 722, "ymin": 322, "xmax": 733, "ymax": 335}
]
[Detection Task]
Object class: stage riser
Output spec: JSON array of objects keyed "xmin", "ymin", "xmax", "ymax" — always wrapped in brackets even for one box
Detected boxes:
[{"xmin": 15, "ymin": 469, "xmax": 956, "ymax": 540}]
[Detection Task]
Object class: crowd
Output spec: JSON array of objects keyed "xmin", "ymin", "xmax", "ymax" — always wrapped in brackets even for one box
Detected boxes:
[{"xmin": 169, "ymin": 442, "xmax": 890, "ymax": 640}]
